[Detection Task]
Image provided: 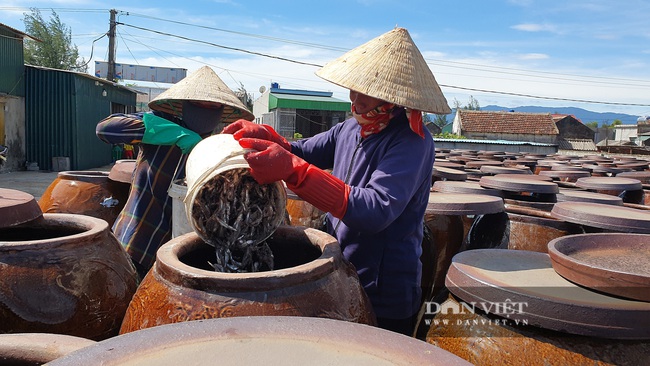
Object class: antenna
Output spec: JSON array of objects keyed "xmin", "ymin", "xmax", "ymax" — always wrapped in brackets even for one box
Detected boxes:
[{"xmin": 259, "ymin": 85, "xmax": 266, "ymax": 93}]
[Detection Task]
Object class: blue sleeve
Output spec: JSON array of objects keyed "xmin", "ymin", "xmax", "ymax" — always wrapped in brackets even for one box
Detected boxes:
[
  {"xmin": 290, "ymin": 122, "xmax": 344, "ymax": 169},
  {"xmin": 96, "ymin": 112, "xmax": 146, "ymax": 145}
]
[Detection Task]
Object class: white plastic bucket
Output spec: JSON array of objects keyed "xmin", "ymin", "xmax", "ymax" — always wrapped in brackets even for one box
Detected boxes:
[
  {"xmin": 168, "ymin": 179, "xmax": 193, "ymax": 238},
  {"xmin": 184, "ymin": 134, "xmax": 287, "ymax": 245}
]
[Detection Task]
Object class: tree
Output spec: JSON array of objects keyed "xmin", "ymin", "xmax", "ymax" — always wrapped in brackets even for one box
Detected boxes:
[
  {"xmin": 433, "ymin": 114, "xmax": 448, "ymax": 128},
  {"xmin": 22, "ymin": 8, "xmax": 87, "ymax": 72},
  {"xmin": 585, "ymin": 121, "xmax": 599, "ymax": 129},
  {"xmin": 235, "ymin": 82, "xmax": 254, "ymax": 112},
  {"xmin": 453, "ymin": 95, "xmax": 480, "ymax": 111}
]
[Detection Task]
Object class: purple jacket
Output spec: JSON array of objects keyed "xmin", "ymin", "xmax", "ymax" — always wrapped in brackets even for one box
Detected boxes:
[{"xmin": 291, "ymin": 110, "xmax": 435, "ymax": 319}]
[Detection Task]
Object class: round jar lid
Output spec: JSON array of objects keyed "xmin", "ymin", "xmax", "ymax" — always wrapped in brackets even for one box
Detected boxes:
[
  {"xmin": 434, "ymin": 160, "xmax": 466, "ymax": 170},
  {"xmin": 575, "ymin": 177, "xmax": 643, "ymax": 191},
  {"xmin": 445, "ymin": 249, "xmax": 650, "ymax": 339},
  {"xmin": 464, "ymin": 160, "xmax": 504, "ymax": 169},
  {"xmin": 551, "ymin": 201, "xmax": 650, "ymax": 233},
  {"xmin": 432, "ymin": 166, "xmax": 467, "ymax": 181},
  {"xmin": 479, "ymin": 165, "xmax": 532, "ymax": 175},
  {"xmin": 108, "ymin": 159, "xmax": 137, "ymax": 184},
  {"xmin": 479, "ymin": 175, "xmax": 559, "ymax": 194},
  {"xmin": 432, "ymin": 181, "xmax": 503, "ymax": 197},
  {"xmin": 427, "ymin": 192, "xmax": 504, "ymax": 215},
  {"xmin": 548, "ymin": 233, "xmax": 650, "ymax": 302},
  {"xmin": 617, "ymin": 171, "xmax": 650, "ymax": 185},
  {"xmin": 539, "ymin": 170, "xmax": 591, "ymax": 180},
  {"xmin": 556, "ymin": 189, "xmax": 623, "ymax": 205},
  {"xmin": 0, "ymin": 188, "xmax": 43, "ymax": 228}
]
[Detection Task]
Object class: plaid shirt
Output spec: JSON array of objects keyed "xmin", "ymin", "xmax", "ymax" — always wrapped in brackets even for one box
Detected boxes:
[{"xmin": 96, "ymin": 112, "xmax": 186, "ymax": 269}]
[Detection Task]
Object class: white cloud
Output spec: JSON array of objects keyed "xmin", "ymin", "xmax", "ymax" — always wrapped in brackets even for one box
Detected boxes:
[
  {"xmin": 511, "ymin": 23, "xmax": 559, "ymax": 33},
  {"xmin": 518, "ymin": 53, "xmax": 549, "ymax": 60}
]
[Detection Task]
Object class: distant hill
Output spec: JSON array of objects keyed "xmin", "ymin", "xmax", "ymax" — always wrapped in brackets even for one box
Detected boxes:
[{"xmin": 481, "ymin": 105, "xmax": 640, "ymax": 125}]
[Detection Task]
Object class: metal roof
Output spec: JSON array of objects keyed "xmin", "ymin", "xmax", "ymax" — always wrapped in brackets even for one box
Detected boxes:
[
  {"xmin": 433, "ymin": 138, "xmax": 556, "ymax": 147},
  {"xmin": 269, "ymin": 92, "xmax": 350, "ymax": 112}
]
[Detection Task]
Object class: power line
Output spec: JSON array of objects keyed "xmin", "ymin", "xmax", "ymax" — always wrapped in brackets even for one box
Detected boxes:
[
  {"xmin": 29, "ymin": 6, "xmax": 641, "ymax": 108},
  {"xmin": 117, "ymin": 22, "xmax": 323, "ymax": 68},
  {"xmin": 114, "ymin": 22, "xmax": 650, "ymax": 107},
  {"xmin": 119, "ymin": 11, "xmax": 347, "ymax": 52},
  {"xmin": 115, "ymin": 10, "xmax": 650, "ymax": 87},
  {"xmin": 440, "ymin": 85, "xmax": 650, "ymax": 107},
  {"xmin": 8, "ymin": 6, "xmax": 650, "ymax": 88}
]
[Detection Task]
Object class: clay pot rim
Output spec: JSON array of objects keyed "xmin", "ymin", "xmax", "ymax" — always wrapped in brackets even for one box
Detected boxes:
[
  {"xmin": 0, "ymin": 213, "xmax": 109, "ymax": 248},
  {"xmin": 49, "ymin": 316, "xmax": 471, "ymax": 365},
  {"xmin": 56, "ymin": 170, "xmax": 110, "ymax": 184},
  {"xmin": 154, "ymin": 225, "xmax": 342, "ymax": 291},
  {"xmin": 0, "ymin": 333, "xmax": 96, "ymax": 364}
]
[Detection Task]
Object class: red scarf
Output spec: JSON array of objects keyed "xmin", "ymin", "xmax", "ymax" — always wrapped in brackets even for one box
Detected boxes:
[{"xmin": 352, "ymin": 103, "xmax": 425, "ymax": 139}]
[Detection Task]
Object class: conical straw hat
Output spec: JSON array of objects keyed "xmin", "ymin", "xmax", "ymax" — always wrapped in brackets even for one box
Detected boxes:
[
  {"xmin": 149, "ymin": 66, "xmax": 254, "ymax": 123},
  {"xmin": 316, "ymin": 27, "xmax": 451, "ymax": 114}
]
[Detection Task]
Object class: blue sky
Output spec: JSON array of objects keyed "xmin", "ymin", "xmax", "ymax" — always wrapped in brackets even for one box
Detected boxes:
[{"xmin": 1, "ymin": 0, "xmax": 649, "ymax": 117}]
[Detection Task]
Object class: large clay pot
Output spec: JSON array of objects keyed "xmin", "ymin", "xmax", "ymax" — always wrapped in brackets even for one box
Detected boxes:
[
  {"xmin": 506, "ymin": 206, "xmax": 585, "ymax": 252},
  {"xmin": 119, "ymin": 225, "xmax": 376, "ymax": 334},
  {"xmin": 427, "ymin": 295, "xmax": 650, "ymax": 366},
  {"xmin": 0, "ymin": 333, "xmax": 95, "ymax": 365},
  {"xmin": 0, "ymin": 214, "xmax": 139, "ymax": 341},
  {"xmin": 38, "ymin": 171, "xmax": 130, "ymax": 227},
  {"xmin": 284, "ymin": 188, "xmax": 326, "ymax": 230}
]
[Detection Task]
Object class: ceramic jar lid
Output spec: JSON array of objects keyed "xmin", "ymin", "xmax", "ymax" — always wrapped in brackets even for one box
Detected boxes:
[
  {"xmin": 47, "ymin": 316, "xmax": 473, "ymax": 365},
  {"xmin": 556, "ymin": 189, "xmax": 623, "ymax": 205},
  {"xmin": 108, "ymin": 159, "xmax": 137, "ymax": 184},
  {"xmin": 0, "ymin": 188, "xmax": 43, "ymax": 228},
  {"xmin": 539, "ymin": 170, "xmax": 591, "ymax": 180},
  {"xmin": 479, "ymin": 165, "xmax": 532, "ymax": 175},
  {"xmin": 617, "ymin": 171, "xmax": 650, "ymax": 185},
  {"xmin": 581, "ymin": 164, "xmax": 628, "ymax": 175},
  {"xmin": 551, "ymin": 201, "xmax": 650, "ymax": 233},
  {"xmin": 479, "ymin": 175, "xmax": 559, "ymax": 194},
  {"xmin": 548, "ymin": 233, "xmax": 650, "ymax": 302},
  {"xmin": 464, "ymin": 160, "xmax": 504, "ymax": 169},
  {"xmin": 445, "ymin": 249, "xmax": 650, "ymax": 339},
  {"xmin": 551, "ymin": 164, "xmax": 589, "ymax": 171},
  {"xmin": 431, "ymin": 181, "xmax": 503, "ymax": 197},
  {"xmin": 616, "ymin": 162, "xmax": 649, "ymax": 171},
  {"xmin": 494, "ymin": 173, "xmax": 552, "ymax": 182},
  {"xmin": 427, "ymin": 192, "xmax": 504, "ymax": 215},
  {"xmin": 575, "ymin": 177, "xmax": 643, "ymax": 191},
  {"xmin": 432, "ymin": 166, "xmax": 467, "ymax": 181},
  {"xmin": 434, "ymin": 160, "xmax": 466, "ymax": 170}
]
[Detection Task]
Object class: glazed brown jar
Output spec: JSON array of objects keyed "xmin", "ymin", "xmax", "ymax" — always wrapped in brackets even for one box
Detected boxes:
[
  {"xmin": 119, "ymin": 225, "xmax": 376, "ymax": 333},
  {"xmin": 38, "ymin": 170, "xmax": 130, "ymax": 227},
  {"xmin": 0, "ymin": 213, "xmax": 139, "ymax": 341}
]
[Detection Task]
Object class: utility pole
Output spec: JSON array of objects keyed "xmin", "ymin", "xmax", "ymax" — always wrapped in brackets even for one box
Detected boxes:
[{"xmin": 107, "ymin": 9, "xmax": 117, "ymax": 82}]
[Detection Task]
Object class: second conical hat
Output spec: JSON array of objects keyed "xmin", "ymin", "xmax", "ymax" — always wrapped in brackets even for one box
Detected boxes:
[
  {"xmin": 149, "ymin": 66, "xmax": 254, "ymax": 123},
  {"xmin": 316, "ymin": 27, "xmax": 451, "ymax": 114}
]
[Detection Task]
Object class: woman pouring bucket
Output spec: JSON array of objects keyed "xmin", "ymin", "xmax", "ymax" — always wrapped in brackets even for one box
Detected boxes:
[{"xmin": 223, "ymin": 27, "xmax": 451, "ymax": 335}]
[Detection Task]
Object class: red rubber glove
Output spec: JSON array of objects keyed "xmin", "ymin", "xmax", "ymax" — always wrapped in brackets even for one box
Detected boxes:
[
  {"xmin": 222, "ymin": 119, "xmax": 291, "ymax": 151},
  {"xmin": 239, "ymin": 138, "xmax": 349, "ymax": 219}
]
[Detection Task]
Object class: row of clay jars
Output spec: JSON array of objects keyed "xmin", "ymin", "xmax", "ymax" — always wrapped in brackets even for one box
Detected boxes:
[{"xmin": 1, "ymin": 217, "xmax": 375, "ymax": 342}]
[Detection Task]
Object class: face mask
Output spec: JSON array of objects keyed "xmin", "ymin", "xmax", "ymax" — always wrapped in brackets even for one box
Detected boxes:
[{"xmin": 181, "ymin": 100, "xmax": 224, "ymax": 135}]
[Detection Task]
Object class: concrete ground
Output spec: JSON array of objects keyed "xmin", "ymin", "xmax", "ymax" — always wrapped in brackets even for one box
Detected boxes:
[{"xmin": 0, "ymin": 165, "xmax": 112, "ymax": 201}]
